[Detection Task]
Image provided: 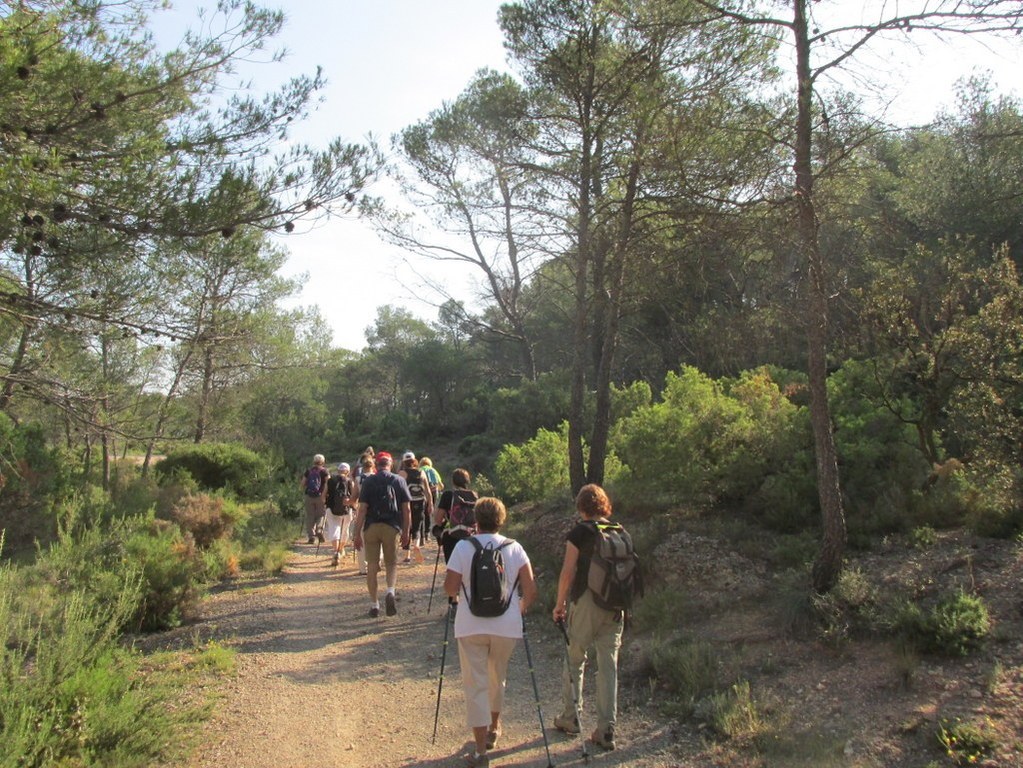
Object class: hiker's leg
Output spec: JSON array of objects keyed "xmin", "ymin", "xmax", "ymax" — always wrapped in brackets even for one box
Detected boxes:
[
  {"xmin": 457, "ymin": 635, "xmax": 492, "ymax": 736},
  {"xmin": 486, "ymin": 635, "xmax": 516, "ymax": 719},
  {"xmin": 561, "ymin": 595, "xmax": 596, "ymax": 719},
  {"xmin": 303, "ymin": 497, "xmax": 319, "ymax": 540},
  {"xmin": 381, "ymin": 528, "xmax": 399, "ymax": 589},
  {"xmin": 592, "ymin": 598, "xmax": 624, "ymax": 732},
  {"xmin": 364, "ymin": 524, "xmax": 384, "ymax": 602}
]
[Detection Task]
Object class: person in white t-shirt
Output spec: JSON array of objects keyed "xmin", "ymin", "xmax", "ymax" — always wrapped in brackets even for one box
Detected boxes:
[{"xmin": 443, "ymin": 497, "xmax": 537, "ymax": 768}]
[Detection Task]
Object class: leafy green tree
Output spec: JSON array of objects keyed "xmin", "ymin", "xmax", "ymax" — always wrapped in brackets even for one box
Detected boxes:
[
  {"xmin": 500, "ymin": 0, "xmax": 777, "ymax": 492},
  {"xmin": 691, "ymin": 0, "xmax": 1023, "ymax": 592},
  {"xmin": 0, "ymin": 0, "xmax": 374, "ymax": 430}
]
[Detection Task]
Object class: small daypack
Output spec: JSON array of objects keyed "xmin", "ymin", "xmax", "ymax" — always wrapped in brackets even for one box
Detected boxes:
[
  {"xmin": 326, "ymin": 476, "xmax": 352, "ymax": 513},
  {"xmin": 447, "ymin": 490, "xmax": 477, "ymax": 532},
  {"xmin": 586, "ymin": 520, "xmax": 642, "ymax": 612},
  {"xmin": 405, "ymin": 468, "xmax": 427, "ymax": 514},
  {"xmin": 305, "ymin": 467, "xmax": 325, "ymax": 497},
  {"xmin": 463, "ymin": 538, "xmax": 519, "ymax": 618}
]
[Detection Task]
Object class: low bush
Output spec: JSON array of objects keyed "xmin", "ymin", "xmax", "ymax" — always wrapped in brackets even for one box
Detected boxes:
[
  {"xmin": 898, "ymin": 590, "xmax": 991, "ymax": 657},
  {"xmin": 165, "ymin": 492, "xmax": 246, "ymax": 549},
  {"xmin": 936, "ymin": 717, "xmax": 998, "ymax": 766},
  {"xmin": 155, "ymin": 442, "xmax": 266, "ymax": 499},
  {"xmin": 648, "ymin": 635, "xmax": 724, "ymax": 716}
]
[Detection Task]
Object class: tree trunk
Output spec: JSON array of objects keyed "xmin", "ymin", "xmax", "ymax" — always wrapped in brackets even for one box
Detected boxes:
[
  {"xmin": 793, "ymin": 0, "xmax": 846, "ymax": 594},
  {"xmin": 588, "ymin": 143, "xmax": 642, "ymax": 487}
]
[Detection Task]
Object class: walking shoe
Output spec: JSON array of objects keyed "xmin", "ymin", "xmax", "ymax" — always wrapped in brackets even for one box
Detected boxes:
[
  {"xmin": 306, "ymin": 537, "xmax": 315, "ymax": 544},
  {"xmin": 590, "ymin": 725, "xmax": 616, "ymax": 751},
  {"xmin": 331, "ymin": 553, "xmax": 339, "ymax": 567},
  {"xmin": 467, "ymin": 752, "xmax": 489, "ymax": 767},
  {"xmin": 368, "ymin": 606, "xmax": 380, "ymax": 618},
  {"xmin": 553, "ymin": 714, "xmax": 580, "ymax": 735},
  {"xmin": 486, "ymin": 728, "xmax": 501, "ymax": 749},
  {"xmin": 385, "ymin": 592, "xmax": 397, "ymax": 616}
]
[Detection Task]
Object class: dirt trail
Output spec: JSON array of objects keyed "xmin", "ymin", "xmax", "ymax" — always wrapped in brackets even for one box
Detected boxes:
[{"xmin": 179, "ymin": 539, "xmax": 678, "ymax": 768}]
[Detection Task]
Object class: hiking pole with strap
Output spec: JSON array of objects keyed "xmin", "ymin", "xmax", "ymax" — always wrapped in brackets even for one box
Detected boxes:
[
  {"xmin": 431, "ymin": 601, "xmax": 455, "ymax": 744},
  {"xmin": 427, "ymin": 532, "xmax": 443, "ymax": 613},
  {"xmin": 556, "ymin": 618, "xmax": 589, "ymax": 764},
  {"xmin": 521, "ymin": 617, "xmax": 555, "ymax": 768}
]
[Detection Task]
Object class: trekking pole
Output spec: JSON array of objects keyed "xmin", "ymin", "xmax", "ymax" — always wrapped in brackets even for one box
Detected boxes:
[
  {"xmin": 521, "ymin": 617, "xmax": 555, "ymax": 768},
  {"xmin": 431, "ymin": 601, "xmax": 455, "ymax": 744},
  {"xmin": 556, "ymin": 618, "xmax": 589, "ymax": 764},
  {"xmin": 427, "ymin": 538, "xmax": 442, "ymax": 613}
]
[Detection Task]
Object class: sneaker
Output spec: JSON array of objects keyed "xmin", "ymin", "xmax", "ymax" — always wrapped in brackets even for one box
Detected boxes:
[
  {"xmin": 385, "ymin": 593, "xmax": 397, "ymax": 616},
  {"xmin": 306, "ymin": 538, "xmax": 315, "ymax": 544},
  {"xmin": 368, "ymin": 606, "xmax": 380, "ymax": 618},
  {"xmin": 331, "ymin": 553, "xmax": 339, "ymax": 567},
  {"xmin": 553, "ymin": 714, "xmax": 580, "ymax": 735},
  {"xmin": 590, "ymin": 725, "xmax": 616, "ymax": 751},
  {"xmin": 467, "ymin": 752, "xmax": 489, "ymax": 767}
]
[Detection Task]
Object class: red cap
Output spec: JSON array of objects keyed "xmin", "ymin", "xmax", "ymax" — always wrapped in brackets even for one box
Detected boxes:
[{"xmin": 375, "ymin": 451, "xmax": 392, "ymax": 464}]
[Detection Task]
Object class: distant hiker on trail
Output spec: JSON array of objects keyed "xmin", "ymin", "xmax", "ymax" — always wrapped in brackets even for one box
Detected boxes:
[
  {"xmin": 300, "ymin": 454, "xmax": 329, "ymax": 545},
  {"xmin": 433, "ymin": 468, "xmax": 478, "ymax": 565},
  {"xmin": 399, "ymin": 451, "xmax": 433, "ymax": 565},
  {"xmin": 353, "ymin": 446, "xmax": 374, "ymax": 482},
  {"xmin": 552, "ymin": 483, "xmax": 636, "ymax": 752},
  {"xmin": 420, "ymin": 456, "xmax": 443, "ymax": 506},
  {"xmin": 325, "ymin": 463, "xmax": 355, "ymax": 567},
  {"xmin": 443, "ymin": 497, "xmax": 537, "ymax": 768},
  {"xmin": 353, "ymin": 451, "xmax": 412, "ymax": 618}
]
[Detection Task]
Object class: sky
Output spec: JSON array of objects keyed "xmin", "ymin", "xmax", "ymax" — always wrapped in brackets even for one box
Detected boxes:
[{"xmin": 162, "ymin": 1, "xmax": 1023, "ymax": 352}]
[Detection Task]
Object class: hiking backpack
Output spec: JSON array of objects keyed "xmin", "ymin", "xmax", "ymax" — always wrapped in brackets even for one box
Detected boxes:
[
  {"xmin": 326, "ymin": 476, "xmax": 352, "ymax": 513},
  {"xmin": 463, "ymin": 538, "xmax": 519, "ymax": 618},
  {"xmin": 447, "ymin": 490, "xmax": 477, "ymax": 532},
  {"xmin": 304, "ymin": 467, "xmax": 325, "ymax": 497},
  {"xmin": 405, "ymin": 468, "xmax": 427, "ymax": 514},
  {"xmin": 586, "ymin": 521, "xmax": 642, "ymax": 612}
]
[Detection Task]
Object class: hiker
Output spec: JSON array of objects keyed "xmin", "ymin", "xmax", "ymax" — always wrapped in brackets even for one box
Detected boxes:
[
  {"xmin": 420, "ymin": 456, "xmax": 443, "ymax": 507},
  {"xmin": 399, "ymin": 451, "xmax": 433, "ymax": 564},
  {"xmin": 443, "ymin": 497, "xmax": 537, "ymax": 768},
  {"xmin": 300, "ymin": 454, "xmax": 330, "ymax": 544},
  {"xmin": 352, "ymin": 451, "xmax": 412, "ymax": 618},
  {"xmin": 552, "ymin": 484, "xmax": 626, "ymax": 752},
  {"xmin": 351, "ymin": 454, "xmax": 377, "ymax": 575},
  {"xmin": 325, "ymin": 463, "xmax": 355, "ymax": 567},
  {"xmin": 433, "ymin": 468, "xmax": 478, "ymax": 564}
]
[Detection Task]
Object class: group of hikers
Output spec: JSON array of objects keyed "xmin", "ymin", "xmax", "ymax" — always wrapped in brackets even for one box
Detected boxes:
[{"xmin": 299, "ymin": 447, "xmax": 640, "ymax": 768}]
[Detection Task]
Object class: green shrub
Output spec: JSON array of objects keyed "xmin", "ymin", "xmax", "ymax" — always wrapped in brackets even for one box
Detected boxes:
[
  {"xmin": 496, "ymin": 423, "xmax": 572, "ymax": 504},
  {"xmin": 612, "ymin": 366, "xmax": 805, "ymax": 511},
  {"xmin": 828, "ymin": 360, "xmax": 933, "ymax": 537},
  {"xmin": 936, "ymin": 717, "xmax": 998, "ymax": 766},
  {"xmin": 899, "ymin": 590, "xmax": 991, "ymax": 657},
  {"xmin": 648, "ymin": 635, "xmax": 723, "ymax": 716},
  {"xmin": 123, "ymin": 522, "xmax": 203, "ymax": 632},
  {"xmin": 155, "ymin": 442, "xmax": 266, "ymax": 499},
  {"xmin": 700, "ymin": 680, "xmax": 762, "ymax": 741},
  {"xmin": 0, "ymin": 414, "xmax": 66, "ymax": 553}
]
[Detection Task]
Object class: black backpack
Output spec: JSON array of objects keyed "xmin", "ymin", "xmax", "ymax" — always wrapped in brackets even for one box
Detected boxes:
[
  {"xmin": 326, "ymin": 476, "xmax": 352, "ymax": 513},
  {"xmin": 447, "ymin": 490, "xmax": 477, "ymax": 532},
  {"xmin": 586, "ymin": 521, "xmax": 642, "ymax": 611},
  {"xmin": 463, "ymin": 538, "xmax": 519, "ymax": 618},
  {"xmin": 405, "ymin": 468, "xmax": 427, "ymax": 513}
]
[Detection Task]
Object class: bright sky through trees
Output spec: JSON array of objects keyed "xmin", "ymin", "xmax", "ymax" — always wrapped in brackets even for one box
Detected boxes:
[{"xmin": 163, "ymin": 0, "xmax": 1023, "ymax": 351}]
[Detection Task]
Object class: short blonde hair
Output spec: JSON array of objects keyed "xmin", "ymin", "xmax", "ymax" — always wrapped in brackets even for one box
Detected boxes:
[
  {"xmin": 313, "ymin": 454, "xmax": 325, "ymax": 466},
  {"xmin": 474, "ymin": 497, "xmax": 507, "ymax": 533}
]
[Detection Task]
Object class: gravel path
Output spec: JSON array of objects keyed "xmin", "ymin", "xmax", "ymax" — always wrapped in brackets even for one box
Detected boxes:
[{"xmin": 181, "ymin": 539, "xmax": 678, "ymax": 768}]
